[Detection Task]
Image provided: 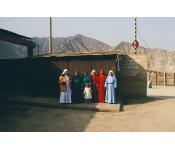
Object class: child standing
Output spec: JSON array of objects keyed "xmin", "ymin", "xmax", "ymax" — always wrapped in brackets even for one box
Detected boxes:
[{"xmin": 83, "ymin": 83, "xmax": 92, "ymax": 103}]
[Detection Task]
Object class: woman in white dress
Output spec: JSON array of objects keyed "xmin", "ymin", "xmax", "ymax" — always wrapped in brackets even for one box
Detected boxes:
[{"xmin": 58, "ymin": 69, "xmax": 72, "ymax": 103}]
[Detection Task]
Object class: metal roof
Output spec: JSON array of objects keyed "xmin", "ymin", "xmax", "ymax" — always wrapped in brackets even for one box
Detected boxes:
[
  {"xmin": 0, "ymin": 28, "xmax": 33, "ymax": 40},
  {"xmin": 31, "ymin": 50, "xmax": 123, "ymax": 58},
  {"xmin": 0, "ymin": 28, "xmax": 36, "ymax": 48}
]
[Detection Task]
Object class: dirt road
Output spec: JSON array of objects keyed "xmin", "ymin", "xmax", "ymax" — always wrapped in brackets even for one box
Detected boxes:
[
  {"xmin": 85, "ymin": 98, "xmax": 175, "ymax": 132},
  {"xmin": 0, "ymin": 86, "xmax": 175, "ymax": 132}
]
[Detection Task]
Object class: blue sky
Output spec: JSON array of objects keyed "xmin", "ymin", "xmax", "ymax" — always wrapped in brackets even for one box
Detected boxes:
[{"xmin": 0, "ymin": 17, "xmax": 175, "ymax": 51}]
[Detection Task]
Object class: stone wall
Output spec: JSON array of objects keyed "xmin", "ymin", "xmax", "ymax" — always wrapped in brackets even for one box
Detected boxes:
[{"xmin": 119, "ymin": 54, "xmax": 147, "ymax": 97}]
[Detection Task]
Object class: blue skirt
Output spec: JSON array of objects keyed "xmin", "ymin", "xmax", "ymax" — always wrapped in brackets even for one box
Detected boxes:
[{"xmin": 105, "ymin": 84, "xmax": 116, "ymax": 103}]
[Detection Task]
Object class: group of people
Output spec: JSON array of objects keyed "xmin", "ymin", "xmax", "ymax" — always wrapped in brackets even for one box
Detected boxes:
[{"xmin": 58, "ymin": 69, "xmax": 117, "ymax": 104}]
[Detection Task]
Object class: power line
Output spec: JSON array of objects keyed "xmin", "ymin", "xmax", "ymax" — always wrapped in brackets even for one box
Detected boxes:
[
  {"xmin": 137, "ymin": 29, "xmax": 150, "ymax": 50},
  {"xmin": 0, "ymin": 17, "xmax": 21, "ymax": 23}
]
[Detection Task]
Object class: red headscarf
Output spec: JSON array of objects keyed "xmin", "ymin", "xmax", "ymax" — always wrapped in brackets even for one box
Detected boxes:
[
  {"xmin": 86, "ymin": 83, "xmax": 89, "ymax": 87},
  {"xmin": 99, "ymin": 69, "xmax": 106, "ymax": 75}
]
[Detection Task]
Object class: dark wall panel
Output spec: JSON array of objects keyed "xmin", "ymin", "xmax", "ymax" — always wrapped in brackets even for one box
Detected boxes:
[
  {"xmin": 83, "ymin": 60, "xmax": 92, "ymax": 76},
  {"xmin": 0, "ymin": 59, "xmax": 28, "ymax": 92},
  {"xmin": 91, "ymin": 60, "xmax": 97, "ymax": 73},
  {"xmin": 96, "ymin": 60, "xmax": 103, "ymax": 74},
  {"xmin": 49, "ymin": 61, "xmax": 64, "ymax": 98},
  {"xmin": 109, "ymin": 60, "xmax": 117, "ymax": 74},
  {"xmin": 69, "ymin": 60, "xmax": 83, "ymax": 77},
  {"xmin": 102, "ymin": 60, "xmax": 109, "ymax": 75}
]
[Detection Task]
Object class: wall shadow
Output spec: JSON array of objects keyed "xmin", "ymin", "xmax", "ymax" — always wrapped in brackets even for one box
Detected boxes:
[
  {"xmin": 0, "ymin": 100, "xmax": 98, "ymax": 132},
  {"xmin": 0, "ymin": 59, "xmax": 28, "ymax": 93},
  {"xmin": 0, "ymin": 56, "xmax": 115, "ymax": 132},
  {"xmin": 28, "ymin": 57, "xmax": 62, "ymax": 98}
]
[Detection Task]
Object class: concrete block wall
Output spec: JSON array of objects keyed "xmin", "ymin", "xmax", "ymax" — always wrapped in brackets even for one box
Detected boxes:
[{"xmin": 119, "ymin": 54, "xmax": 147, "ymax": 97}]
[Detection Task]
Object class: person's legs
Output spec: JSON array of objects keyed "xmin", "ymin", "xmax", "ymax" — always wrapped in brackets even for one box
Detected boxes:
[
  {"xmin": 60, "ymin": 92, "xmax": 66, "ymax": 103},
  {"xmin": 111, "ymin": 86, "xmax": 116, "ymax": 103},
  {"xmin": 108, "ymin": 85, "xmax": 112, "ymax": 103},
  {"xmin": 65, "ymin": 82, "xmax": 72, "ymax": 103},
  {"xmin": 89, "ymin": 99, "xmax": 91, "ymax": 103}
]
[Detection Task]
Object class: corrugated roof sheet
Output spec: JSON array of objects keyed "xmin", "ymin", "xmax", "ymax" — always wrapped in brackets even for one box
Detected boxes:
[
  {"xmin": 32, "ymin": 50, "xmax": 123, "ymax": 58},
  {"xmin": 0, "ymin": 28, "xmax": 33, "ymax": 40}
]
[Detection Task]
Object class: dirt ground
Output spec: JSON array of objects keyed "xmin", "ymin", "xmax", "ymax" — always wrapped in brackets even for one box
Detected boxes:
[
  {"xmin": 86, "ymin": 99, "xmax": 175, "ymax": 132},
  {"xmin": 0, "ymin": 86, "xmax": 175, "ymax": 132}
]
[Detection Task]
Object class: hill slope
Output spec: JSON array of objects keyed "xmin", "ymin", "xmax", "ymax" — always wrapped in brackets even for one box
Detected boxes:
[
  {"xmin": 0, "ymin": 41, "xmax": 27, "ymax": 59},
  {"xmin": 111, "ymin": 41, "xmax": 175, "ymax": 72},
  {"xmin": 13, "ymin": 34, "xmax": 111, "ymax": 55}
]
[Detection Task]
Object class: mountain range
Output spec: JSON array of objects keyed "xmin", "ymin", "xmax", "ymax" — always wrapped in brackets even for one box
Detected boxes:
[{"xmin": 0, "ymin": 34, "xmax": 175, "ymax": 72}]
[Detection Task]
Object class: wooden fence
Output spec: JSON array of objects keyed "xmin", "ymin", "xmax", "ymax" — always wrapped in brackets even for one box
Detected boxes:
[{"xmin": 147, "ymin": 71, "xmax": 175, "ymax": 86}]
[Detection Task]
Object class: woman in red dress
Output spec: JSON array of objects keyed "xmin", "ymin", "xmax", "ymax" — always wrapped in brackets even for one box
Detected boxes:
[
  {"xmin": 90, "ymin": 70, "xmax": 98, "ymax": 102},
  {"xmin": 96, "ymin": 69, "xmax": 107, "ymax": 103}
]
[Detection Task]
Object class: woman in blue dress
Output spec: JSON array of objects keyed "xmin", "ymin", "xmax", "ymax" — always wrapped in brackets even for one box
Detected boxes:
[{"xmin": 105, "ymin": 70, "xmax": 117, "ymax": 104}]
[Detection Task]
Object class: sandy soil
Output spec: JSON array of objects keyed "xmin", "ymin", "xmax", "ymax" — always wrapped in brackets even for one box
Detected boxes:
[
  {"xmin": 84, "ymin": 85, "xmax": 175, "ymax": 132},
  {"xmin": 85, "ymin": 98, "xmax": 175, "ymax": 132}
]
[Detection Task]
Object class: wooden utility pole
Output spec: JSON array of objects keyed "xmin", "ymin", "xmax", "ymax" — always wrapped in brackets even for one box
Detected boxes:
[
  {"xmin": 135, "ymin": 17, "xmax": 137, "ymax": 54},
  {"xmin": 164, "ymin": 65, "xmax": 166, "ymax": 86},
  {"xmin": 156, "ymin": 71, "xmax": 157, "ymax": 86},
  {"xmin": 49, "ymin": 17, "xmax": 52, "ymax": 54}
]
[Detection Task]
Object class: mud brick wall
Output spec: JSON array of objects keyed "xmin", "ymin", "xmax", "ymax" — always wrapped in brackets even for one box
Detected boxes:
[
  {"xmin": 157, "ymin": 72, "xmax": 164, "ymax": 86},
  {"xmin": 119, "ymin": 54, "xmax": 147, "ymax": 97},
  {"xmin": 149, "ymin": 72, "xmax": 157, "ymax": 86},
  {"xmin": 166, "ymin": 73, "xmax": 175, "ymax": 86},
  {"xmin": 147, "ymin": 71, "xmax": 175, "ymax": 86}
]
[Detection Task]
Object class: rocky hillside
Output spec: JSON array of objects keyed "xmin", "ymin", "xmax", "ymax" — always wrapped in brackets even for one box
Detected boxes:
[
  {"xmin": 13, "ymin": 34, "xmax": 111, "ymax": 55},
  {"xmin": 111, "ymin": 41, "xmax": 175, "ymax": 72},
  {"xmin": 0, "ymin": 34, "xmax": 175, "ymax": 72},
  {"xmin": 0, "ymin": 40, "xmax": 27, "ymax": 59}
]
